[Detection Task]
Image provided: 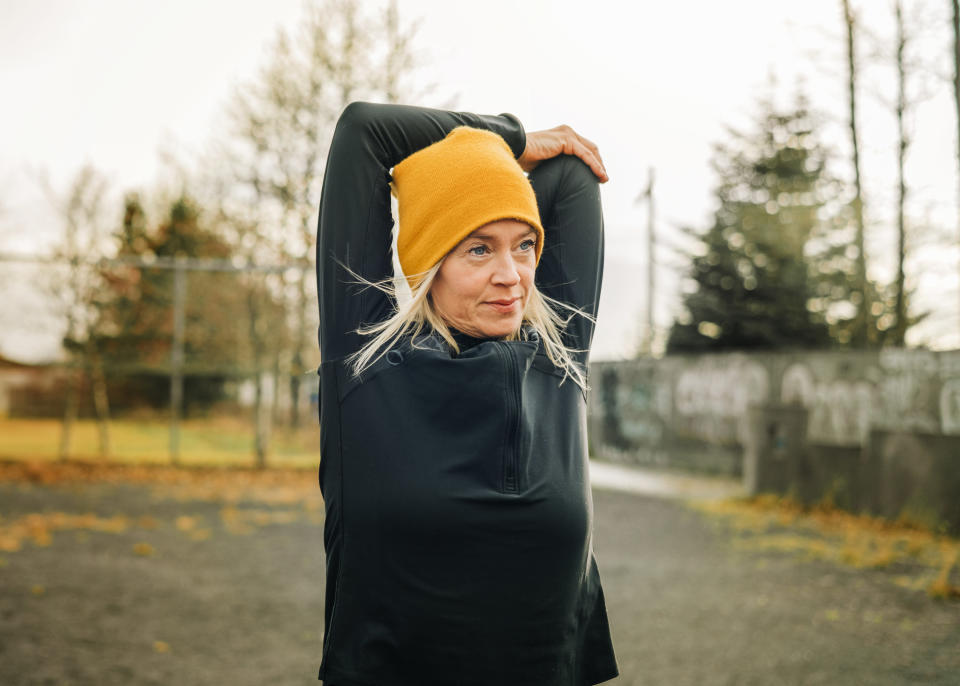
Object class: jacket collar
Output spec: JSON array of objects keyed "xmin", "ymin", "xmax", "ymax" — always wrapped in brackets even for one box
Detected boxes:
[
  {"xmin": 448, "ymin": 323, "xmax": 540, "ymax": 351},
  {"xmin": 449, "ymin": 327, "xmax": 498, "ymax": 352},
  {"xmin": 408, "ymin": 323, "xmax": 541, "ymax": 354}
]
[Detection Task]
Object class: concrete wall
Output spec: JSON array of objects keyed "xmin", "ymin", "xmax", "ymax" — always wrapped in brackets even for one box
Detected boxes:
[
  {"xmin": 863, "ymin": 430, "xmax": 960, "ymax": 533},
  {"xmin": 588, "ymin": 348, "xmax": 960, "ymax": 475},
  {"xmin": 741, "ymin": 404, "xmax": 960, "ymax": 534},
  {"xmin": 589, "ymin": 348, "xmax": 960, "ymax": 533}
]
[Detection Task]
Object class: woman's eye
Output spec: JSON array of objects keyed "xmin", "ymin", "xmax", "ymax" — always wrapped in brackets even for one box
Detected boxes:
[
  {"xmin": 519, "ymin": 239, "xmax": 535, "ymax": 251},
  {"xmin": 468, "ymin": 245, "xmax": 487, "ymax": 256}
]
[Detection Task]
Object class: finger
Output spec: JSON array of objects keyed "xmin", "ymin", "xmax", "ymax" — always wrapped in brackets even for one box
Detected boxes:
[
  {"xmin": 571, "ymin": 138, "xmax": 607, "ymax": 181},
  {"xmin": 575, "ymin": 133, "xmax": 606, "ymax": 172},
  {"xmin": 575, "ymin": 132, "xmax": 601, "ymax": 157},
  {"xmin": 562, "ymin": 130, "xmax": 607, "ymax": 178},
  {"xmin": 564, "ymin": 128, "xmax": 601, "ymax": 159},
  {"xmin": 571, "ymin": 140, "xmax": 608, "ymax": 182}
]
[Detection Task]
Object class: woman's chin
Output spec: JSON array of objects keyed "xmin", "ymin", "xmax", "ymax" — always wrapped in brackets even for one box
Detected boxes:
[{"xmin": 477, "ymin": 316, "xmax": 522, "ymax": 338}]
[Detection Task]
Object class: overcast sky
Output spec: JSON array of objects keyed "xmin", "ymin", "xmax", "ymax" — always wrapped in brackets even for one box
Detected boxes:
[{"xmin": 1, "ymin": 0, "xmax": 957, "ymax": 362}]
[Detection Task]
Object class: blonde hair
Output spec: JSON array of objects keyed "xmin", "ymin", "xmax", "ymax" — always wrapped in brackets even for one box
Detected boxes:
[{"xmin": 337, "ymin": 257, "xmax": 596, "ymax": 395}]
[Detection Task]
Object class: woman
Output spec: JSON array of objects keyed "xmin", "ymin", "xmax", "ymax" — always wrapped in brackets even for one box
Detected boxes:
[{"xmin": 315, "ymin": 101, "xmax": 618, "ymax": 686}]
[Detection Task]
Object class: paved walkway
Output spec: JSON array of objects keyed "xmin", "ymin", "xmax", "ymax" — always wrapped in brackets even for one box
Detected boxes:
[
  {"xmin": 0, "ymin": 462, "xmax": 957, "ymax": 685},
  {"xmin": 589, "ymin": 459, "xmax": 745, "ymax": 501}
]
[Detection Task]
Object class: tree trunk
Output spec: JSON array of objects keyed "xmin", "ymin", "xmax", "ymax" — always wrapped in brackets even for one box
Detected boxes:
[
  {"xmin": 253, "ymin": 371, "xmax": 269, "ymax": 469},
  {"xmin": 953, "ymin": 0, "xmax": 960, "ymax": 342},
  {"xmin": 58, "ymin": 359, "xmax": 79, "ymax": 461},
  {"xmin": 289, "ymin": 271, "xmax": 307, "ymax": 429},
  {"xmin": 842, "ymin": 0, "xmax": 872, "ymax": 348},
  {"xmin": 88, "ymin": 345, "xmax": 111, "ymax": 458},
  {"xmin": 247, "ymin": 285, "xmax": 268, "ymax": 469},
  {"xmin": 893, "ymin": 0, "xmax": 909, "ymax": 345},
  {"xmin": 271, "ymin": 350, "xmax": 283, "ymax": 428}
]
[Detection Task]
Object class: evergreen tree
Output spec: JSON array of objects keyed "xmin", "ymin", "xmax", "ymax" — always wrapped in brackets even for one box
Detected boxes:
[
  {"xmin": 804, "ymin": 192, "xmax": 917, "ymax": 348},
  {"xmin": 668, "ymin": 91, "xmax": 836, "ymax": 353},
  {"xmin": 94, "ymin": 194, "xmax": 285, "ymax": 414}
]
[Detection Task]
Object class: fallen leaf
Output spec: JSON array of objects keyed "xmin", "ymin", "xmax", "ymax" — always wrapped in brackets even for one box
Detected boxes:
[
  {"xmin": 175, "ymin": 516, "xmax": 197, "ymax": 531},
  {"xmin": 133, "ymin": 542, "xmax": 155, "ymax": 556}
]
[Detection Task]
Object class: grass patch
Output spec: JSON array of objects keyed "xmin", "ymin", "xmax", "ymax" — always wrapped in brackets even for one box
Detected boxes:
[
  {"xmin": 0, "ymin": 417, "xmax": 317, "ymax": 468},
  {"xmin": 689, "ymin": 493, "xmax": 960, "ymax": 600}
]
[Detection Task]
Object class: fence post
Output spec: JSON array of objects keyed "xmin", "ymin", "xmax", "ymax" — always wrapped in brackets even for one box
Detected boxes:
[{"xmin": 169, "ymin": 256, "xmax": 186, "ymax": 465}]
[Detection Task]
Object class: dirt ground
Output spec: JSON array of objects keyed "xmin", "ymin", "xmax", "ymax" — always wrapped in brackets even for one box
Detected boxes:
[{"xmin": 0, "ymin": 460, "xmax": 958, "ymax": 685}]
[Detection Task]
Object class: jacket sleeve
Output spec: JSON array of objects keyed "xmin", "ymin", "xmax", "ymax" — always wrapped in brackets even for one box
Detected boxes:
[
  {"xmin": 528, "ymin": 155, "xmax": 605, "ymax": 366},
  {"xmin": 315, "ymin": 101, "xmax": 527, "ymax": 362}
]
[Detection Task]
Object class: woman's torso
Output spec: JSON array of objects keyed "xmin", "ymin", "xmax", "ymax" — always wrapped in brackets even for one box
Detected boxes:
[{"xmin": 316, "ymin": 326, "xmax": 610, "ymax": 685}]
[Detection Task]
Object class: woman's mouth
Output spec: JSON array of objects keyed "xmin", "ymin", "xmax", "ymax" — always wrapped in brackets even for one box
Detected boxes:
[{"xmin": 485, "ymin": 298, "xmax": 519, "ymax": 313}]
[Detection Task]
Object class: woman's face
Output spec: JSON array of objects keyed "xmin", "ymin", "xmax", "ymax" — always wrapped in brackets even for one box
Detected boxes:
[{"xmin": 429, "ymin": 219, "xmax": 538, "ymax": 338}]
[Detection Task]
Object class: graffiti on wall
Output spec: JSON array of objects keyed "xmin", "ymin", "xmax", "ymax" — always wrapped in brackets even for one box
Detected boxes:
[
  {"xmin": 597, "ymin": 366, "xmax": 668, "ymax": 447},
  {"xmin": 878, "ymin": 348, "xmax": 938, "ymax": 375},
  {"xmin": 781, "ymin": 363, "xmax": 873, "ymax": 445},
  {"xmin": 591, "ymin": 350, "xmax": 960, "ymax": 467},
  {"xmin": 873, "ymin": 375, "xmax": 940, "ymax": 434},
  {"xmin": 873, "ymin": 349, "xmax": 941, "ymax": 433},
  {"xmin": 674, "ymin": 356, "xmax": 769, "ymax": 443}
]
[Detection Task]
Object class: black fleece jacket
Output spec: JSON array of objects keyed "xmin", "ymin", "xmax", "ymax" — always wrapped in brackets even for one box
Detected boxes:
[{"xmin": 315, "ymin": 101, "xmax": 618, "ymax": 686}]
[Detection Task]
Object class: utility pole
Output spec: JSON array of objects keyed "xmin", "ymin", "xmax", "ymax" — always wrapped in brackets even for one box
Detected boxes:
[{"xmin": 636, "ymin": 167, "xmax": 656, "ymax": 356}]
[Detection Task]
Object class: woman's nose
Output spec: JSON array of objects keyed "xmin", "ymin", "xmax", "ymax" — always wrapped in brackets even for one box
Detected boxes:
[{"xmin": 491, "ymin": 254, "xmax": 521, "ymax": 285}]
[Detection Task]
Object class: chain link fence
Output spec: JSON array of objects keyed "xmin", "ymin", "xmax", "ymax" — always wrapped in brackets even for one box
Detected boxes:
[{"xmin": 0, "ymin": 252, "xmax": 321, "ymax": 468}]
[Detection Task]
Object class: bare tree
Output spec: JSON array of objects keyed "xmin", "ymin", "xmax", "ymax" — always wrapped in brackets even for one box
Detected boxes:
[
  {"xmin": 839, "ymin": 1, "xmax": 943, "ymax": 346},
  {"xmin": 883, "ymin": 0, "xmax": 940, "ymax": 344},
  {"xmin": 202, "ymin": 142, "xmax": 289, "ymax": 468},
  {"xmin": 840, "ymin": 0, "xmax": 875, "ymax": 347},
  {"xmin": 793, "ymin": 2, "xmax": 891, "ymax": 347},
  {"xmin": 953, "ymin": 0, "xmax": 960, "ymax": 339},
  {"xmin": 893, "ymin": 0, "xmax": 910, "ymax": 344},
  {"xmin": 211, "ymin": 0, "xmax": 436, "ymax": 439},
  {"xmin": 40, "ymin": 165, "xmax": 113, "ymax": 459}
]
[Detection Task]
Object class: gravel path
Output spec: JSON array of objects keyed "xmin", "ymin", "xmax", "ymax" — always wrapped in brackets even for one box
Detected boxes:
[
  {"xmin": 594, "ymin": 487, "xmax": 960, "ymax": 685},
  {"xmin": 0, "ymin": 466, "xmax": 957, "ymax": 685}
]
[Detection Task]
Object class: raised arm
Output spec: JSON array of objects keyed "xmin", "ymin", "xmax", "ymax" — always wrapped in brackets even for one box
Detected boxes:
[
  {"xmin": 515, "ymin": 126, "xmax": 608, "ymax": 364},
  {"xmin": 528, "ymin": 155, "xmax": 606, "ymax": 367},
  {"xmin": 315, "ymin": 101, "xmax": 527, "ymax": 362}
]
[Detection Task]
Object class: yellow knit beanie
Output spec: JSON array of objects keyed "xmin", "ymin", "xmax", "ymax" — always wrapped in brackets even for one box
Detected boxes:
[{"xmin": 391, "ymin": 126, "xmax": 545, "ymax": 290}]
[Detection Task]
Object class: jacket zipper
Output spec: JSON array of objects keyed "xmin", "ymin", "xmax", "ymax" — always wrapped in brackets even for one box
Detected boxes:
[{"xmin": 499, "ymin": 345, "xmax": 521, "ymax": 493}]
